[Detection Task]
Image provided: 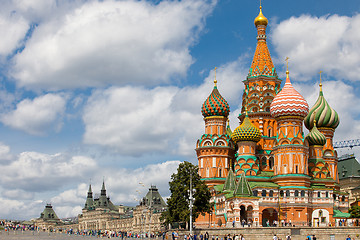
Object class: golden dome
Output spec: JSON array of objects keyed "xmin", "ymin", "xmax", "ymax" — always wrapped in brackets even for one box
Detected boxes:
[{"xmin": 254, "ymin": 6, "xmax": 268, "ymax": 26}]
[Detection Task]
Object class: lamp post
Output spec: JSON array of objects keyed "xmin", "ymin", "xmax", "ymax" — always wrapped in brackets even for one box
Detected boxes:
[{"xmin": 188, "ymin": 173, "xmax": 196, "ymax": 236}]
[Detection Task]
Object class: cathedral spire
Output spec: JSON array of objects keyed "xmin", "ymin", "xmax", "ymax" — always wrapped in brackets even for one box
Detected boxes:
[
  {"xmin": 101, "ymin": 179, "xmax": 106, "ymax": 196},
  {"xmin": 249, "ymin": 3, "xmax": 275, "ymax": 78}
]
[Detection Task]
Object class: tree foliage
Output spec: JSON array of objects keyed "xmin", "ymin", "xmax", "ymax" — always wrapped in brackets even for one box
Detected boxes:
[
  {"xmin": 349, "ymin": 205, "xmax": 360, "ymax": 218},
  {"xmin": 161, "ymin": 161, "xmax": 212, "ymax": 228}
]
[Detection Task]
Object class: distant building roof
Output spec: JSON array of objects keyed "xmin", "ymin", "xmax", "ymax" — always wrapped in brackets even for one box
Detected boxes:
[
  {"xmin": 338, "ymin": 154, "xmax": 360, "ymax": 180},
  {"xmin": 39, "ymin": 204, "xmax": 60, "ymax": 221}
]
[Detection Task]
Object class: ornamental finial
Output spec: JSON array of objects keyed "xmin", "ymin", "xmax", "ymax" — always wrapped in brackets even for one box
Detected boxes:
[
  {"xmin": 319, "ymin": 70, "xmax": 323, "ymax": 91},
  {"xmin": 214, "ymin": 67, "xmax": 217, "ymax": 87}
]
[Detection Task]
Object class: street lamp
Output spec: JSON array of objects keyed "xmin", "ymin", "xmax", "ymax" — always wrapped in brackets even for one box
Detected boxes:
[{"xmin": 188, "ymin": 173, "xmax": 196, "ymax": 236}]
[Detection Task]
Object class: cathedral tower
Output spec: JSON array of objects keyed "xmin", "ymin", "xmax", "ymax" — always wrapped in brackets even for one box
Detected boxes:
[
  {"xmin": 270, "ymin": 64, "xmax": 310, "ymax": 187},
  {"xmin": 240, "ymin": 5, "xmax": 282, "ymax": 171},
  {"xmin": 304, "ymin": 75, "xmax": 340, "ymax": 183},
  {"xmin": 232, "ymin": 112, "xmax": 262, "ymax": 176},
  {"xmin": 196, "ymin": 69, "xmax": 235, "ymax": 187}
]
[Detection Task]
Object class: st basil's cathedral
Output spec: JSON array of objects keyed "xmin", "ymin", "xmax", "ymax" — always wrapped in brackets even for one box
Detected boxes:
[{"xmin": 195, "ymin": 5, "xmax": 348, "ymax": 228}]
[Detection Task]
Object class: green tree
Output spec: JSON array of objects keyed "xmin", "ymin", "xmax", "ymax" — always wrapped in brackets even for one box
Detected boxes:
[
  {"xmin": 349, "ymin": 205, "xmax": 360, "ymax": 218},
  {"xmin": 161, "ymin": 161, "xmax": 212, "ymax": 228}
]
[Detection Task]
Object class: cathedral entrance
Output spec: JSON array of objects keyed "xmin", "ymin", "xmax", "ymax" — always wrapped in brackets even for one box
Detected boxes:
[
  {"xmin": 262, "ymin": 208, "xmax": 278, "ymax": 227},
  {"xmin": 240, "ymin": 205, "xmax": 247, "ymax": 222}
]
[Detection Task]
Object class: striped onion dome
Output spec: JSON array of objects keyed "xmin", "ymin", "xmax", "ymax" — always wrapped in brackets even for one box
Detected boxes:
[
  {"xmin": 304, "ymin": 87, "xmax": 339, "ymax": 130},
  {"xmin": 232, "ymin": 114, "xmax": 261, "ymax": 143},
  {"xmin": 270, "ymin": 71, "xmax": 309, "ymax": 119},
  {"xmin": 306, "ymin": 120, "xmax": 326, "ymax": 146},
  {"xmin": 202, "ymin": 85, "xmax": 230, "ymax": 118}
]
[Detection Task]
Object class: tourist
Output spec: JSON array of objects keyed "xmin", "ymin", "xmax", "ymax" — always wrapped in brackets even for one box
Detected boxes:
[
  {"xmin": 273, "ymin": 234, "xmax": 278, "ymax": 240},
  {"xmin": 204, "ymin": 232, "xmax": 209, "ymax": 240},
  {"xmin": 312, "ymin": 235, "xmax": 317, "ymax": 240},
  {"xmin": 346, "ymin": 235, "xmax": 351, "ymax": 240},
  {"xmin": 240, "ymin": 234, "xmax": 245, "ymax": 240},
  {"xmin": 306, "ymin": 234, "xmax": 312, "ymax": 240},
  {"xmin": 286, "ymin": 234, "xmax": 291, "ymax": 240}
]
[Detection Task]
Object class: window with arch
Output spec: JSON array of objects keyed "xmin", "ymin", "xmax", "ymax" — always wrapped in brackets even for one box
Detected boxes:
[
  {"xmin": 262, "ymin": 190, "xmax": 267, "ymax": 197},
  {"xmin": 294, "ymin": 190, "xmax": 299, "ymax": 197},
  {"xmin": 219, "ymin": 168, "xmax": 222, "ymax": 178},
  {"xmin": 253, "ymin": 190, "xmax": 258, "ymax": 196},
  {"xmin": 295, "ymin": 165, "xmax": 299, "ymax": 174},
  {"xmin": 269, "ymin": 190, "xmax": 274, "ymax": 197},
  {"xmin": 301, "ymin": 190, "xmax": 305, "ymax": 197},
  {"xmin": 286, "ymin": 190, "xmax": 290, "ymax": 197},
  {"xmin": 342, "ymin": 196, "xmax": 345, "ymax": 202},
  {"xmin": 317, "ymin": 192, "xmax": 321, "ymax": 198},
  {"xmin": 268, "ymin": 128, "xmax": 272, "ymax": 137},
  {"xmin": 280, "ymin": 190, "xmax": 284, "ymax": 197},
  {"xmin": 269, "ymin": 157, "xmax": 274, "ymax": 170},
  {"xmin": 326, "ymin": 192, "xmax": 329, "ymax": 198}
]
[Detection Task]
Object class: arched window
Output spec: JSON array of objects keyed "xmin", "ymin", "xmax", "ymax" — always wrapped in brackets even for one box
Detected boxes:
[
  {"xmin": 269, "ymin": 157, "xmax": 274, "ymax": 170},
  {"xmin": 294, "ymin": 190, "xmax": 299, "ymax": 197},
  {"xmin": 342, "ymin": 196, "xmax": 345, "ymax": 202},
  {"xmin": 219, "ymin": 168, "xmax": 222, "ymax": 178},
  {"xmin": 280, "ymin": 190, "xmax": 284, "ymax": 197},
  {"xmin": 286, "ymin": 190, "xmax": 290, "ymax": 197},
  {"xmin": 301, "ymin": 190, "xmax": 305, "ymax": 197},
  {"xmin": 262, "ymin": 190, "xmax": 267, "ymax": 197},
  {"xmin": 253, "ymin": 190, "xmax": 258, "ymax": 197},
  {"xmin": 268, "ymin": 128, "xmax": 272, "ymax": 137},
  {"xmin": 317, "ymin": 192, "xmax": 321, "ymax": 198},
  {"xmin": 326, "ymin": 192, "xmax": 329, "ymax": 198},
  {"xmin": 269, "ymin": 190, "xmax": 274, "ymax": 197}
]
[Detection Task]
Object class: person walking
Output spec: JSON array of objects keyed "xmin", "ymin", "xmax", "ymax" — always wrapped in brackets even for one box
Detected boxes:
[{"xmin": 273, "ymin": 234, "xmax": 278, "ymax": 240}]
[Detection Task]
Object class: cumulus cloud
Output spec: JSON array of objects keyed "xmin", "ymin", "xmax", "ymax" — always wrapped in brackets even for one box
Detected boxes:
[
  {"xmin": 0, "ymin": 12, "xmax": 29, "ymax": 57},
  {"xmin": 0, "ymin": 151, "xmax": 97, "ymax": 192},
  {"xmin": 272, "ymin": 14, "xmax": 360, "ymax": 81},
  {"xmin": 83, "ymin": 58, "xmax": 247, "ymax": 157},
  {"xmin": 1, "ymin": 93, "xmax": 67, "ymax": 136},
  {"xmin": 0, "ymin": 142, "xmax": 14, "ymax": 164},
  {"xmin": 10, "ymin": 0, "xmax": 216, "ymax": 90}
]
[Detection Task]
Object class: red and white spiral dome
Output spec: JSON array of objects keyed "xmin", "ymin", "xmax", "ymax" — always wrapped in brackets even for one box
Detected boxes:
[{"xmin": 270, "ymin": 71, "xmax": 309, "ymax": 119}]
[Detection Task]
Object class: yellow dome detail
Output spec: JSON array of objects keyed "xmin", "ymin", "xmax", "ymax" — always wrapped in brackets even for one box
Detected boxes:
[
  {"xmin": 232, "ymin": 114, "xmax": 261, "ymax": 143},
  {"xmin": 254, "ymin": 6, "xmax": 268, "ymax": 26}
]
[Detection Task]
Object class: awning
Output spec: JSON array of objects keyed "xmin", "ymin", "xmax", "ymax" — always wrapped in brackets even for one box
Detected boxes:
[{"xmin": 333, "ymin": 209, "xmax": 351, "ymax": 218}]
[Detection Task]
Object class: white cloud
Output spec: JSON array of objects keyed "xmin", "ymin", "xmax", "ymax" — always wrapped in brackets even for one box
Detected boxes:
[
  {"xmin": 0, "ymin": 197, "xmax": 43, "ymax": 220},
  {"xmin": 0, "ymin": 12, "xmax": 29, "ymax": 57},
  {"xmin": 83, "ymin": 57, "xmax": 247, "ymax": 157},
  {"xmin": 272, "ymin": 14, "xmax": 360, "ymax": 81},
  {"xmin": 0, "ymin": 142, "xmax": 14, "ymax": 164},
  {"xmin": 2, "ymin": 189, "xmax": 34, "ymax": 200},
  {"xmin": 0, "ymin": 151, "xmax": 97, "ymax": 192},
  {"xmin": 1, "ymin": 93, "xmax": 67, "ymax": 136},
  {"xmin": 10, "ymin": 0, "xmax": 216, "ymax": 90}
]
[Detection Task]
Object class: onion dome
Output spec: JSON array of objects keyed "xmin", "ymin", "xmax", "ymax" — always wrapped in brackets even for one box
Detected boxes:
[
  {"xmin": 304, "ymin": 82, "xmax": 339, "ymax": 130},
  {"xmin": 270, "ymin": 70, "xmax": 309, "ymax": 119},
  {"xmin": 254, "ymin": 6, "xmax": 268, "ymax": 26},
  {"xmin": 306, "ymin": 120, "xmax": 327, "ymax": 146},
  {"xmin": 201, "ymin": 69, "xmax": 230, "ymax": 118},
  {"xmin": 232, "ymin": 113, "xmax": 261, "ymax": 143}
]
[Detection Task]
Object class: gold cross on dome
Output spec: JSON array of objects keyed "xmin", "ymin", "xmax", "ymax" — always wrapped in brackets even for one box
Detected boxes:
[{"xmin": 285, "ymin": 57, "xmax": 289, "ymax": 71}]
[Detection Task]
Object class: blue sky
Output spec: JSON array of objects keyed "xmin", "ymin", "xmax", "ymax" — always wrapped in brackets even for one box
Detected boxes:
[{"xmin": 0, "ymin": 0, "xmax": 360, "ymax": 220}]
